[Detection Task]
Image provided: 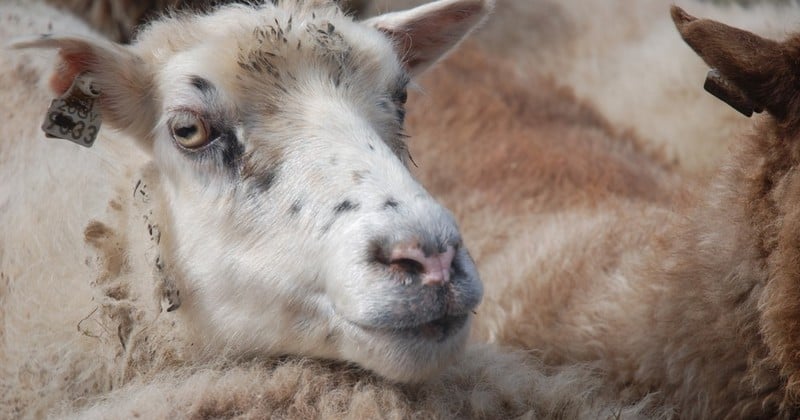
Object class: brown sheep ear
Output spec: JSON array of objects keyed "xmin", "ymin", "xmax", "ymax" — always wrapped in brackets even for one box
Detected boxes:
[
  {"xmin": 671, "ymin": 6, "xmax": 797, "ymax": 121},
  {"xmin": 11, "ymin": 35, "xmax": 157, "ymax": 151}
]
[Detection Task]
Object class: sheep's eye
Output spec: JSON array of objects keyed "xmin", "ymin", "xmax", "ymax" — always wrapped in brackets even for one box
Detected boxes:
[
  {"xmin": 396, "ymin": 89, "xmax": 408, "ymax": 105},
  {"xmin": 170, "ymin": 112, "xmax": 209, "ymax": 149}
]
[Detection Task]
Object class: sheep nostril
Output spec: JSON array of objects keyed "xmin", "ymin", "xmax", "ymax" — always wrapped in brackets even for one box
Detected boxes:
[
  {"xmin": 386, "ymin": 243, "xmax": 456, "ymax": 286},
  {"xmin": 389, "ymin": 257, "xmax": 426, "ymax": 277}
]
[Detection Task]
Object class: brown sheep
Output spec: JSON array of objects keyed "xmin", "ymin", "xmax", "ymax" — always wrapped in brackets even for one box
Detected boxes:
[{"xmin": 406, "ymin": 6, "xmax": 800, "ymax": 418}]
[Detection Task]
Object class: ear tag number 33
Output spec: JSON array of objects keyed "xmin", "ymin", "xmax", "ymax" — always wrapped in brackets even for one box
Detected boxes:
[{"xmin": 41, "ymin": 74, "xmax": 102, "ymax": 147}]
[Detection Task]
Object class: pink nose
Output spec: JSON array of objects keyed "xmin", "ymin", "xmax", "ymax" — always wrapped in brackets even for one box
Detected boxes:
[{"xmin": 389, "ymin": 243, "xmax": 456, "ymax": 286}]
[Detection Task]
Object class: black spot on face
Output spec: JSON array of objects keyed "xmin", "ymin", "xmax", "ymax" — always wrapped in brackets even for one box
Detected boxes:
[
  {"xmin": 334, "ymin": 200, "xmax": 359, "ymax": 214},
  {"xmin": 383, "ymin": 198, "xmax": 399, "ymax": 210},
  {"xmin": 242, "ymin": 147, "xmax": 284, "ymax": 195},
  {"xmin": 368, "ymin": 143, "xmax": 375, "ymax": 151},
  {"xmin": 321, "ymin": 200, "xmax": 359, "ymax": 235},
  {"xmin": 251, "ymin": 167, "xmax": 279, "ymax": 193},
  {"xmin": 289, "ymin": 200, "xmax": 303, "ymax": 215},
  {"xmin": 189, "ymin": 75, "xmax": 213, "ymax": 94}
]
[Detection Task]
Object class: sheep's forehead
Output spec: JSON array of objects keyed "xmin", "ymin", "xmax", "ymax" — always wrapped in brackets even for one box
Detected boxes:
[
  {"xmin": 235, "ymin": 14, "xmax": 401, "ymax": 93},
  {"xmin": 144, "ymin": 3, "xmax": 404, "ymax": 104}
]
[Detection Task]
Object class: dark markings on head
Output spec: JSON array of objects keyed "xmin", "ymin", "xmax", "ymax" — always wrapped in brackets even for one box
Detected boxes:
[
  {"xmin": 321, "ymin": 199, "xmax": 359, "ymax": 235},
  {"xmin": 189, "ymin": 76, "xmax": 213, "ymax": 94},
  {"xmin": 177, "ymin": 123, "xmax": 243, "ymax": 173},
  {"xmin": 306, "ymin": 20, "xmax": 353, "ymax": 86},
  {"xmin": 238, "ymin": 11, "xmax": 352, "ymax": 94},
  {"xmin": 219, "ymin": 128, "xmax": 245, "ymax": 169},
  {"xmin": 289, "ymin": 200, "xmax": 303, "ymax": 215},
  {"xmin": 383, "ymin": 198, "xmax": 399, "ymax": 210},
  {"xmin": 252, "ymin": 167, "xmax": 279, "ymax": 193},
  {"xmin": 334, "ymin": 200, "xmax": 359, "ymax": 214},
  {"xmin": 368, "ymin": 143, "xmax": 375, "ymax": 151},
  {"xmin": 242, "ymin": 143, "xmax": 284, "ymax": 194}
]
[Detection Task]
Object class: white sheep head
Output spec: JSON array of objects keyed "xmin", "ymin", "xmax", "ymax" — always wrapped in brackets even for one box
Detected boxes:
[{"xmin": 15, "ymin": 0, "xmax": 493, "ymax": 382}]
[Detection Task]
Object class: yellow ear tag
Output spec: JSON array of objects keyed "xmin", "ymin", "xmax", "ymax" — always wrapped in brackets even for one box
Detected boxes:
[{"xmin": 41, "ymin": 74, "xmax": 102, "ymax": 147}]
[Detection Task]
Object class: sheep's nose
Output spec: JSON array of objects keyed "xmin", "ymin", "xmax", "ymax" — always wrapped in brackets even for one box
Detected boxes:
[{"xmin": 388, "ymin": 243, "xmax": 455, "ymax": 286}]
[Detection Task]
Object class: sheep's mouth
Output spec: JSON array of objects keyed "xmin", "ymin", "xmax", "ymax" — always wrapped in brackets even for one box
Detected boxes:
[
  {"xmin": 408, "ymin": 313, "xmax": 468, "ymax": 341},
  {"xmin": 357, "ymin": 313, "xmax": 469, "ymax": 343}
]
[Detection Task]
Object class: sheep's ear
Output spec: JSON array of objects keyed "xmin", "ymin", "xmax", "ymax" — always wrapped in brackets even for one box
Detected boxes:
[
  {"xmin": 12, "ymin": 35, "xmax": 157, "ymax": 150},
  {"xmin": 366, "ymin": 0, "xmax": 493, "ymax": 76},
  {"xmin": 671, "ymin": 6, "xmax": 799, "ymax": 121}
]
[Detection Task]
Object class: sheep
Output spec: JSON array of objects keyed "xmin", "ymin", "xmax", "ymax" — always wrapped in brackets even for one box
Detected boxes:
[
  {"xmin": 0, "ymin": 0, "xmax": 662, "ymax": 418},
  {"xmin": 404, "ymin": 5, "xmax": 800, "ymax": 417}
]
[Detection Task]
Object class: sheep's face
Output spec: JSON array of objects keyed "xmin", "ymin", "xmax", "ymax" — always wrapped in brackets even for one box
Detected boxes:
[{"xmin": 20, "ymin": 0, "xmax": 491, "ymax": 382}]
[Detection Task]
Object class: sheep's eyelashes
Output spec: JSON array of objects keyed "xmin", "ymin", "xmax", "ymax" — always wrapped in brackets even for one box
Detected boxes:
[
  {"xmin": 394, "ymin": 88, "xmax": 408, "ymax": 105},
  {"xmin": 169, "ymin": 112, "xmax": 209, "ymax": 149}
]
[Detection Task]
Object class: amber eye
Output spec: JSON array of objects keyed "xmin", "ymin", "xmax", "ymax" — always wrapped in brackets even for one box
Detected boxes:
[{"xmin": 169, "ymin": 112, "xmax": 209, "ymax": 149}]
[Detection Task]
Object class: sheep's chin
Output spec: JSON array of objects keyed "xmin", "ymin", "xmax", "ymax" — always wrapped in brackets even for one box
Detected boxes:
[
  {"xmin": 349, "ymin": 313, "xmax": 470, "ymax": 343},
  {"xmin": 341, "ymin": 314, "xmax": 473, "ymax": 383}
]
